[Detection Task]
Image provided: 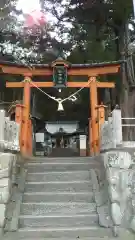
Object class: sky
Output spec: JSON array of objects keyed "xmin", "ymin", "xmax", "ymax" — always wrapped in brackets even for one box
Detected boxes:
[
  {"xmin": 16, "ymin": 0, "xmax": 57, "ymax": 24},
  {"xmin": 17, "ymin": 0, "xmax": 41, "ymax": 13},
  {"xmin": 16, "ymin": 0, "xmax": 72, "ymax": 42},
  {"xmin": 16, "ymin": 0, "xmax": 58, "ymax": 39}
]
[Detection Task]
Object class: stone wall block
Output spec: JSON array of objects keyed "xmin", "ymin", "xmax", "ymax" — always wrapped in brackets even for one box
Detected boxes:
[
  {"xmin": 105, "ymin": 151, "xmax": 132, "ymax": 169},
  {"xmin": 106, "ymin": 167, "xmax": 119, "ymax": 184},
  {"xmin": 119, "ymin": 170, "xmax": 132, "ymax": 189},
  {"xmin": 0, "ymin": 153, "xmax": 14, "ymax": 175},
  {"xmin": 130, "ymin": 217, "xmax": 135, "ymax": 232},
  {"xmin": 132, "ymin": 170, "xmax": 135, "ymax": 187},
  {"xmin": 95, "ymin": 184, "xmax": 109, "ymax": 207},
  {"xmin": 0, "ymin": 204, "xmax": 6, "ymax": 228},
  {"xmin": 97, "ymin": 204, "xmax": 113, "ymax": 227},
  {"xmin": 0, "ymin": 168, "xmax": 9, "ymax": 179},
  {"xmin": 0, "ymin": 110, "xmax": 5, "ymax": 148},
  {"xmin": 100, "ymin": 109, "xmax": 123, "ymax": 151},
  {"xmin": 0, "ymin": 187, "xmax": 10, "ymax": 204},
  {"xmin": 112, "ymin": 109, "xmax": 122, "ymax": 145},
  {"xmin": 119, "ymin": 170, "xmax": 133, "ymax": 202},
  {"xmin": 100, "ymin": 117, "xmax": 116, "ymax": 151},
  {"xmin": 11, "ymin": 157, "xmax": 17, "ymax": 184},
  {"xmin": 132, "ymin": 199, "xmax": 135, "ymax": 214},
  {"xmin": 111, "ymin": 202, "xmax": 123, "ymax": 225},
  {"xmin": 0, "ymin": 178, "xmax": 12, "ymax": 204},
  {"xmin": 0, "ymin": 113, "xmax": 20, "ymax": 151},
  {"xmin": 108, "ymin": 184, "xmax": 120, "ymax": 202}
]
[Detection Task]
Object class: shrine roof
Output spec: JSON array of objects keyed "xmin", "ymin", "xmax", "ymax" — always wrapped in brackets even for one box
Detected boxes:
[{"xmin": 0, "ymin": 60, "xmax": 124, "ymax": 69}]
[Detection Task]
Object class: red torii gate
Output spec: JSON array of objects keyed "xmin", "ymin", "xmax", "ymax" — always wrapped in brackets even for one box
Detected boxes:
[{"xmin": 0, "ymin": 58, "xmax": 121, "ymax": 156}]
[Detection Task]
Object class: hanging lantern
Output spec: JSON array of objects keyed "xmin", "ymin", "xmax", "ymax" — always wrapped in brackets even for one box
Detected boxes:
[
  {"xmin": 53, "ymin": 66, "xmax": 67, "ymax": 88},
  {"xmin": 51, "ymin": 57, "xmax": 69, "ymax": 88}
]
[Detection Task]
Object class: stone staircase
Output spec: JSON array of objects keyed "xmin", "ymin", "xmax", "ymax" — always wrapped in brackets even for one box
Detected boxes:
[{"xmin": 4, "ymin": 157, "xmax": 116, "ymax": 239}]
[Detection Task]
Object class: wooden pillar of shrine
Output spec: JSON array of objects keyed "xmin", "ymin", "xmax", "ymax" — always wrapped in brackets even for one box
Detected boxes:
[
  {"xmin": 96, "ymin": 103, "xmax": 106, "ymax": 150},
  {"xmin": 15, "ymin": 104, "xmax": 24, "ymax": 153},
  {"xmin": 89, "ymin": 119, "xmax": 93, "ymax": 156},
  {"xmin": 21, "ymin": 77, "xmax": 31, "ymax": 156},
  {"xmin": 89, "ymin": 76, "xmax": 99, "ymax": 155},
  {"xmin": 97, "ymin": 103, "xmax": 106, "ymax": 134},
  {"xmin": 15, "ymin": 104, "xmax": 24, "ymax": 123}
]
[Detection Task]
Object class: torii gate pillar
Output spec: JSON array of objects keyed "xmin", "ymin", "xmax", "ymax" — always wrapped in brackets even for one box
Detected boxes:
[
  {"xmin": 89, "ymin": 77, "xmax": 99, "ymax": 155},
  {"xmin": 21, "ymin": 77, "xmax": 31, "ymax": 156}
]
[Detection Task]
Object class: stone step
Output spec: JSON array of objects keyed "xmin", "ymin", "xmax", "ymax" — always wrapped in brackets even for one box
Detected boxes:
[
  {"xmin": 26, "ymin": 171, "xmax": 91, "ymax": 182},
  {"xmin": 23, "ymin": 192, "xmax": 94, "ymax": 203},
  {"xmin": 25, "ymin": 181, "xmax": 93, "ymax": 193},
  {"xmin": 2, "ymin": 235, "xmax": 118, "ymax": 240},
  {"xmin": 26, "ymin": 158, "xmax": 92, "ymax": 163},
  {"xmin": 2, "ymin": 237, "xmax": 117, "ymax": 240},
  {"xmin": 25, "ymin": 156, "xmax": 99, "ymax": 162},
  {"xmin": 25, "ymin": 162, "xmax": 101, "ymax": 172},
  {"xmin": 19, "ymin": 214, "xmax": 98, "ymax": 228},
  {"xmin": 16, "ymin": 226, "xmax": 113, "ymax": 238},
  {"xmin": 20, "ymin": 202, "xmax": 96, "ymax": 215}
]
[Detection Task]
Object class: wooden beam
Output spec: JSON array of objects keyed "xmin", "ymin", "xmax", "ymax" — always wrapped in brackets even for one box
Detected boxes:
[
  {"xmin": 67, "ymin": 82, "xmax": 89, "ymax": 87},
  {"xmin": 2, "ymin": 64, "xmax": 120, "ymax": 76},
  {"xmin": 6, "ymin": 82, "xmax": 89, "ymax": 88},
  {"xmin": 68, "ymin": 65, "xmax": 120, "ymax": 76},
  {"xmin": 96, "ymin": 82, "xmax": 115, "ymax": 88},
  {"xmin": 6, "ymin": 82, "xmax": 24, "ymax": 88},
  {"xmin": 67, "ymin": 82, "xmax": 115, "ymax": 88},
  {"xmin": 30, "ymin": 82, "xmax": 53, "ymax": 87},
  {"xmin": 1, "ymin": 66, "xmax": 52, "ymax": 76},
  {"xmin": 6, "ymin": 81, "xmax": 115, "ymax": 88}
]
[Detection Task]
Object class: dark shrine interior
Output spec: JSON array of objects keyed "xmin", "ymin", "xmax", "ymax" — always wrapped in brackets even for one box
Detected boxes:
[{"xmin": 31, "ymin": 86, "xmax": 108, "ymax": 134}]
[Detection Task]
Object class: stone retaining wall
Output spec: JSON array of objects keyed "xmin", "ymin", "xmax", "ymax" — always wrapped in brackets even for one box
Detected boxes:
[
  {"xmin": 0, "ymin": 153, "xmax": 17, "ymax": 232},
  {"xmin": 103, "ymin": 149, "xmax": 135, "ymax": 235},
  {"xmin": 95, "ymin": 149, "xmax": 135, "ymax": 237},
  {"xmin": 0, "ymin": 152, "xmax": 26, "ymax": 235},
  {"xmin": 100, "ymin": 108, "xmax": 135, "ymax": 236},
  {"xmin": 0, "ymin": 110, "xmax": 20, "ymax": 152},
  {"xmin": 90, "ymin": 156, "xmax": 113, "ymax": 229},
  {"xmin": 0, "ymin": 109, "xmax": 23, "ymax": 235},
  {"xmin": 100, "ymin": 109, "xmax": 122, "ymax": 151}
]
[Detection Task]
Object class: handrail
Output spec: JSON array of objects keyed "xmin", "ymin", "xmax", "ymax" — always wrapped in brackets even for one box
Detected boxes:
[
  {"xmin": 122, "ymin": 118, "xmax": 135, "ymax": 120},
  {"xmin": 122, "ymin": 124, "xmax": 135, "ymax": 126}
]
